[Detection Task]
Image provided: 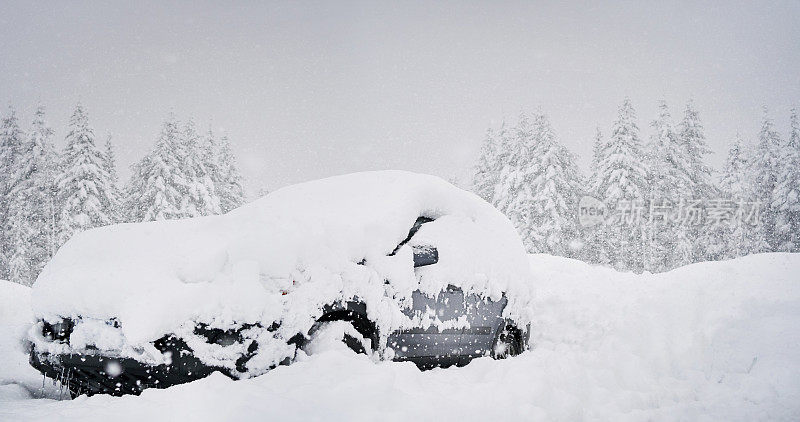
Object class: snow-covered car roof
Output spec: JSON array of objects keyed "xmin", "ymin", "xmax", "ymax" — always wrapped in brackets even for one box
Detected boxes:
[{"xmin": 32, "ymin": 170, "xmax": 532, "ymax": 345}]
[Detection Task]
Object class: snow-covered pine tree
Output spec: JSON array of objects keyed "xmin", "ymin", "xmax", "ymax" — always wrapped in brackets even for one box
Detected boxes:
[
  {"xmin": 492, "ymin": 112, "xmax": 536, "ymax": 249},
  {"xmin": 102, "ymin": 133, "xmax": 123, "ymax": 223},
  {"xmin": 583, "ymin": 127, "xmax": 612, "ymax": 265},
  {"xmin": 589, "ymin": 127, "xmax": 603, "ymax": 192},
  {"xmin": 490, "ymin": 112, "xmax": 581, "ymax": 256},
  {"xmin": 720, "ymin": 135, "xmax": 768, "ymax": 256},
  {"xmin": 56, "ymin": 104, "xmax": 117, "ymax": 247},
  {"xmin": 199, "ymin": 128, "xmax": 231, "ymax": 213},
  {"xmin": 773, "ymin": 108, "xmax": 800, "ymax": 252},
  {"xmin": 201, "ymin": 127, "xmax": 222, "ymax": 196},
  {"xmin": 678, "ymin": 101, "xmax": 715, "ymax": 197},
  {"xmin": 37, "ymin": 108, "xmax": 61, "ymax": 258},
  {"xmin": 749, "ymin": 108, "xmax": 783, "ymax": 251},
  {"xmin": 647, "ymin": 101, "xmax": 694, "ymax": 199},
  {"xmin": 594, "ymin": 100, "xmax": 649, "ymax": 204},
  {"xmin": 124, "ymin": 116, "xmax": 189, "ymax": 222},
  {"xmin": 593, "ymin": 99, "xmax": 649, "ymax": 271},
  {"xmin": 5, "ymin": 204, "xmax": 30, "ymax": 284},
  {"xmin": 215, "ymin": 134, "xmax": 245, "ymax": 213},
  {"xmin": 645, "ymin": 101, "xmax": 695, "ymax": 271},
  {"xmin": 482, "ymin": 122, "xmax": 513, "ymax": 208},
  {"xmin": 718, "ymin": 136, "xmax": 743, "ymax": 258},
  {"xmin": 524, "ymin": 112, "xmax": 582, "ymax": 256},
  {"xmin": 472, "ymin": 127, "xmax": 500, "ymax": 204},
  {"xmin": 720, "ymin": 134, "xmax": 750, "ymax": 199},
  {"xmin": 0, "ymin": 107, "xmax": 27, "ymax": 279},
  {"xmin": 6, "ymin": 106, "xmax": 59, "ymax": 284},
  {"xmin": 180, "ymin": 120, "xmax": 220, "ymax": 217},
  {"xmin": 677, "ymin": 101, "xmax": 717, "ymax": 264}
]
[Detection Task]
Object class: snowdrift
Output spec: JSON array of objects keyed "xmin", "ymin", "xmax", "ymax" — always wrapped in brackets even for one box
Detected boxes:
[
  {"xmin": 0, "ymin": 281, "xmax": 59, "ymax": 400},
  {"xmin": 29, "ymin": 170, "xmax": 532, "ymax": 373},
  {"xmin": 3, "ymin": 253, "xmax": 799, "ymax": 420},
  {"xmin": 0, "ymin": 280, "xmax": 35, "ymax": 387}
]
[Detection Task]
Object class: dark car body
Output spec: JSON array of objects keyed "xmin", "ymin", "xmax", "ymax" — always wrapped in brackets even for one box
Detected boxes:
[{"xmin": 30, "ymin": 287, "xmax": 527, "ymax": 397}]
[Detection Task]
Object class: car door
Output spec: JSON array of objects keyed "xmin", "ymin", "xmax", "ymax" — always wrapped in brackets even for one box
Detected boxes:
[
  {"xmin": 459, "ymin": 292, "xmax": 506, "ymax": 364},
  {"xmin": 388, "ymin": 285, "xmax": 466, "ymax": 367}
]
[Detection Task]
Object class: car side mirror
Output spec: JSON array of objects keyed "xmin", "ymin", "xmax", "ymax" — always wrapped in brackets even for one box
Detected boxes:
[{"xmin": 412, "ymin": 245, "xmax": 438, "ymax": 267}]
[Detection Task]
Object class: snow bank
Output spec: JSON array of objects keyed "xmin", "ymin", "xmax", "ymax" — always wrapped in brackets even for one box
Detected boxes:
[
  {"xmin": 0, "ymin": 280, "xmax": 35, "ymax": 387},
  {"xmin": 0, "ymin": 281, "xmax": 59, "ymax": 399},
  {"xmin": 30, "ymin": 171, "xmax": 532, "ymax": 371},
  {"xmin": 529, "ymin": 253, "xmax": 800, "ymax": 420},
  {"xmin": 5, "ymin": 253, "xmax": 799, "ymax": 420}
]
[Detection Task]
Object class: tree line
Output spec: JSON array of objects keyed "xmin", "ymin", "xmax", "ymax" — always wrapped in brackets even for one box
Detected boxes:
[
  {"xmin": 472, "ymin": 99, "xmax": 800, "ymax": 272},
  {"xmin": 0, "ymin": 104, "xmax": 246, "ymax": 285}
]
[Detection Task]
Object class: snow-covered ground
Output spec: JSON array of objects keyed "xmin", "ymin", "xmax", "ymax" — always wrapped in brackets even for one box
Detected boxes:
[{"xmin": 2, "ymin": 253, "xmax": 799, "ymax": 421}]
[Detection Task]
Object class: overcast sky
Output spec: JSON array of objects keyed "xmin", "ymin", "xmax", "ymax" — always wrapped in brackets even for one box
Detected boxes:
[{"xmin": 1, "ymin": 1, "xmax": 799, "ymax": 194}]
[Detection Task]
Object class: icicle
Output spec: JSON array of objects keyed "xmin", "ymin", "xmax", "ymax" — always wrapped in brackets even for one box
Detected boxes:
[{"xmin": 57, "ymin": 367, "xmax": 65, "ymax": 400}]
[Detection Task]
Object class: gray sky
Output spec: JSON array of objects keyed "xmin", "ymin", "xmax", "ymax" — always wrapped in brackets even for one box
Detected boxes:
[{"xmin": 1, "ymin": 1, "xmax": 799, "ymax": 194}]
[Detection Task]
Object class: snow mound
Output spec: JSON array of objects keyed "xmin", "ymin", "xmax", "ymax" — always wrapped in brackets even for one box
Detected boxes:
[
  {"xmin": 4, "ymin": 253, "xmax": 799, "ymax": 420},
  {"xmin": 30, "ymin": 171, "xmax": 532, "ymax": 370},
  {"xmin": 529, "ymin": 252, "xmax": 800, "ymax": 420},
  {"xmin": 0, "ymin": 280, "xmax": 35, "ymax": 387},
  {"xmin": 0, "ymin": 281, "xmax": 59, "ymax": 399}
]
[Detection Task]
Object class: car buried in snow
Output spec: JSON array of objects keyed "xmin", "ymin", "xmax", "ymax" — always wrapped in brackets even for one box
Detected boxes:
[{"xmin": 28, "ymin": 171, "xmax": 533, "ymax": 397}]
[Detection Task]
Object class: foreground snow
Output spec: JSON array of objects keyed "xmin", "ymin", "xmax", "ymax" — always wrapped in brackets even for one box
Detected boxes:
[{"xmin": 2, "ymin": 253, "xmax": 800, "ymax": 421}]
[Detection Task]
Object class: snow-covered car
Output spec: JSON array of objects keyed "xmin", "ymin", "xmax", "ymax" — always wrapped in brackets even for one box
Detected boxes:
[{"xmin": 28, "ymin": 171, "xmax": 533, "ymax": 397}]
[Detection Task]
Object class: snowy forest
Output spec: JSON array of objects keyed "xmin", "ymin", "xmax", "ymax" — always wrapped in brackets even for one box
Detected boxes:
[
  {"xmin": 472, "ymin": 98, "xmax": 800, "ymax": 273},
  {"xmin": 0, "ymin": 104, "xmax": 246, "ymax": 286}
]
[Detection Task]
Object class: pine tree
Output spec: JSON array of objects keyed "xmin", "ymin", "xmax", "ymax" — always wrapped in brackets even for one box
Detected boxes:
[
  {"xmin": 480, "ymin": 122, "xmax": 513, "ymax": 210},
  {"xmin": 589, "ymin": 127, "xmax": 603, "ymax": 192},
  {"xmin": 524, "ymin": 112, "xmax": 582, "ymax": 256},
  {"xmin": 582, "ymin": 127, "xmax": 613, "ymax": 265},
  {"xmin": 56, "ymin": 104, "xmax": 117, "ymax": 246},
  {"xmin": 38, "ymin": 109, "xmax": 61, "ymax": 258},
  {"xmin": 749, "ymin": 108, "xmax": 783, "ymax": 251},
  {"xmin": 215, "ymin": 134, "xmax": 245, "ymax": 213},
  {"xmin": 720, "ymin": 134, "xmax": 749, "ymax": 198},
  {"xmin": 472, "ymin": 127, "xmax": 500, "ymax": 204},
  {"xmin": 0, "ymin": 107, "xmax": 26, "ymax": 279},
  {"xmin": 125, "ymin": 116, "xmax": 190, "ymax": 222},
  {"xmin": 645, "ymin": 101, "xmax": 698, "ymax": 271},
  {"xmin": 592, "ymin": 99, "xmax": 649, "ymax": 271},
  {"xmin": 647, "ymin": 100, "xmax": 693, "ymax": 200},
  {"xmin": 594, "ymin": 99, "xmax": 649, "ymax": 203},
  {"xmin": 493, "ymin": 112, "xmax": 536, "ymax": 247},
  {"xmin": 721, "ymin": 136, "xmax": 770, "ymax": 256},
  {"xmin": 719, "ymin": 135, "xmax": 747, "ymax": 257},
  {"xmin": 489, "ymin": 112, "xmax": 582, "ymax": 256},
  {"xmin": 102, "ymin": 133, "xmax": 123, "ymax": 222},
  {"xmin": 678, "ymin": 100, "xmax": 715, "ymax": 197},
  {"xmin": 677, "ymin": 101, "xmax": 717, "ymax": 264},
  {"xmin": 5, "ymin": 204, "xmax": 30, "ymax": 284},
  {"xmin": 6, "ymin": 106, "xmax": 59, "ymax": 284},
  {"xmin": 678, "ymin": 100, "xmax": 725, "ymax": 262},
  {"xmin": 773, "ymin": 108, "xmax": 800, "ymax": 251},
  {"xmin": 201, "ymin": 127, "xmax": 222, "ymax": 197},
  {"xmin": 180, "ymin": 120, "xmax": 219, "ymax": 217}
]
